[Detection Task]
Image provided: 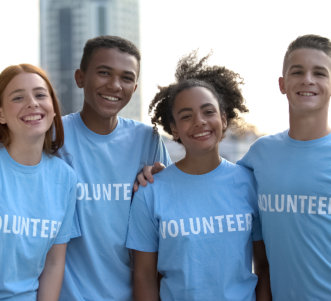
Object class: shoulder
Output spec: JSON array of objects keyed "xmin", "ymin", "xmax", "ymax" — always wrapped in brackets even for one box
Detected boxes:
[
  {"xmin": 249, "ymin": 131, "xmax": 285, "ymax": 150},
  {"xmin": 117, "ymin": 117, "xmax": 163, "ymax": 147},
  {"xmin": 118, "ymin": 117, "xmax": 154, "ymax": 133},
  {"xmin": 221, "ymin": 159, "xmax": 256, "ymax": 188},
  {"xmin": 61, "ymin": 112, "xmax": 79, "ymax": 125},
  {"xmin": 223, "ymin": 159, "xmax": 253, "ymax": 178},
  {"xmin": 44, "ymin": 154, "xmax": 77, "ymax": 182},
  {"xmin": 136, "ymin": 164, "xmax": 176, "ymax": 194}
]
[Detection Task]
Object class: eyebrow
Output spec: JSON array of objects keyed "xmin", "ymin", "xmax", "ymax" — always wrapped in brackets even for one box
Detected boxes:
[
  {"xmin": 8, "ymin": 87, "xmax": 48, "ymax": 97},
  {"xmin": 289, "ymin": 64, "xmax": 329, "ymax": 72},
  {"xmin": 96, "ymin": 65, "xmax": 137, "ymax": 77},
  {"xmin": 176, "ymin": 103, "xmax": 216, "ymax": 115}
]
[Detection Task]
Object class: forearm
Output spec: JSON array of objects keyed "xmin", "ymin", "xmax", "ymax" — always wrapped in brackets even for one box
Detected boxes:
[
  {"xmin": 253, "ymin": 241, "xmax": 272, "ymax": 301},
  {"xmin": 134, "ymin": 273, "xmax": 159, "ymax": 301},
  {"xmin": 133, "ymin": 250, "xmax": 159, "ymax": 301},
  {"xmin": 255, "ymin": 271, "xmax": 272, "ymax": 301},
  {"xmin": 37, "ymin": 244, "xmax": 66, "ymax": 301}
]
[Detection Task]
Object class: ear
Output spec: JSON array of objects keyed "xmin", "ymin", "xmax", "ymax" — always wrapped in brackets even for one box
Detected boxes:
[
  {"xmin": 133, "ymin": 83, "xmax": 138, "ymax": 93},
  {"xmin": 170, "ymin": 123, "xmax": 179, "ymax": 141},
  {"xmin": 222, "ymin": 114, "xmax": 227, "ymax": 131},
  {"xmin": 74, "ymin": 69, "xmax": 85, "ymax": 88},
  {"xmin": 0, "ymin": 108, "xmax": 6, "ymax": 125},
  {"xmin": 279, "ymin": 77, "xmax": 286, "ymax": 95}
]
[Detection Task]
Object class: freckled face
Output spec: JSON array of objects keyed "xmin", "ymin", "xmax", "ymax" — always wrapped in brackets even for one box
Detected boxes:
[
  {"xmin": 0, "ymin": 73, "xmax": 55, "ymax": 143},
  {"xmin": 170, "ymin": 86, "xmax": 226, "ymax": 156}
]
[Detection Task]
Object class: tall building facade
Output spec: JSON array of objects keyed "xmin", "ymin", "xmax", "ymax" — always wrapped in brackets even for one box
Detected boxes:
[{"xmin": 40, "ymin": 0, "xmax": 141, "ymax": 120}]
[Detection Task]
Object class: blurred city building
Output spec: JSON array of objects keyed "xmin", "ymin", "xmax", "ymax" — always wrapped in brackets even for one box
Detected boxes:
[
  {"xmin": 40, "ymin": 0, "xmax": 141, "ymax": 120},
  {"xmin": 163, "ymin": 125, "xmax": 263, "ymax": 163}
]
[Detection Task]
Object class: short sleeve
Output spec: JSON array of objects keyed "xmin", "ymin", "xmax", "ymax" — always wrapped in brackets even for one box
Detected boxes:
[
  {"xmin": 54, "ymin": 173, "xmax": 79, "ymax": 244},
  {"xmin": 151, "ymin": 133, "xmax": 172, "ymax": 167},
  {"xmin": 126, "ymin": 188, "xmax": 159, "ymax": 252}
]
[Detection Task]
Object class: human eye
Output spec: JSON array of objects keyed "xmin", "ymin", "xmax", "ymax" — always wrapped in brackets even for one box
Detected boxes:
[
  {"xmin": 290, "ymin": 70, "xmax": 302, "ymax": 75},
  {"xmin": 36, "ymin": 92, "xmax": 48, "ymax": 99},
  {"xmin": 122, "ymin": 75, "xmax": 135, "ymax": 82},
  {"xmin": 98, "ymin": 70, "xmax": 110, "ymax": 76},
  {"xmin": 314, "ymin": 71, "xmax": 328, "ymax": 77},
  {"xmin": 205, "ymin": 108, "xmax": 216, "ymax": 115},
  {"xmin": 11, "ymin": 95, "xmax": 23, "ymax": 102},
  {"xmin": 180, "ymin": 114, "xmax": 191, "ymax": 121}
]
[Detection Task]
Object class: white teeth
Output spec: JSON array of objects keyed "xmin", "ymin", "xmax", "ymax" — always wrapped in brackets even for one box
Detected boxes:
[
  {"xmin": 23, "ymin": 115, "xmax": 42, "ymax": 121},
  {"xmin": 101, "ymin": 95, "xmax": 119, "ymax": 101},
  {"xmin": 193, "ymin": 131, "xmax": 210, "ymax": 138},
  {"xmin": 298, "ymin": 92, "xmax": 315, "ymax": 96}
]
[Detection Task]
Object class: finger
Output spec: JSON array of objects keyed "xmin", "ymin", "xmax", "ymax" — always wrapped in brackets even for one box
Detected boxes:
[
  {"xmin": 137, "ymin": 171, "xmax": 148, "ymax": 186},
  {"xmin": 133, "ymin": 181, "xmax": 139, "ymax": 192},
  {"xmin": 151, "ymin": 162, "xmax": 166, "ymax": 174},
  {"xmin": 142, "ymin": 165, "xmax": 154, "ymax": 183}
]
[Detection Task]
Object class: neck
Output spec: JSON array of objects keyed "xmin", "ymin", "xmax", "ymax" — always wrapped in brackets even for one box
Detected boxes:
[
  {"xmin": 7, "ymin": 139, "xmax": 43, "ymax": 165},
  {"xmin": 80, "ymin": 106, "xmax": 118, "ymax": 135},
  {"xmin": 289, "ymin": 110, "xmax": 331, "ymax": 140},
  {"xmin": 176, "ymin": 150, "xmax": 221, "ymax": 175}
]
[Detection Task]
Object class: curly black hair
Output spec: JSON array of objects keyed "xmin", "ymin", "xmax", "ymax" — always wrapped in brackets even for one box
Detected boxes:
[{"xmin": 149, "ymin": 51, "xmax": 248, "ymax": 142}]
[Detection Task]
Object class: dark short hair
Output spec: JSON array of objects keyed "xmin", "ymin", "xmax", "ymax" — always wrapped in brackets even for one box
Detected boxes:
[
  {"xmin": 80, "ymin": 35, "xmax": 141, "ymax": 77},
  {"xmin": 0, "ymin": 64, "xmax": 64, "ymax": 154},
  {"xmin": 283, "ymin": 34, "xmax": 331, "ymax": 74}
]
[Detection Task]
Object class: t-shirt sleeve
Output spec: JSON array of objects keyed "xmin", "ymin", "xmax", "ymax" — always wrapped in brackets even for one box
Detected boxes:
[
  {"xmin": 249, "ymin": 172, "xmax": 262, "ymax": 241},
  {"xmin": 54, "ymin": 173, "xmax": 79, "ymax": 244},
  {"xmin": 151, "ymin": 133, "xmax": 172, "ymax": 167},
  {"xmin": 236, "ymin": 142, "xmax": 258, "ymax": 171},
  {"xmin": 238, "ymin": 164, "xmax": 262, "ymax": 242},
  {"xmin": 126, "ymin": 188, "xmax": 159, "ymax": 252}
]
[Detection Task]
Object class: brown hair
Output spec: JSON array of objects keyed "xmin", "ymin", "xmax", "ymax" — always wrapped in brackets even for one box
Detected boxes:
[
  {"xmin": 283, "ymin": 34, "xmax": 331, "ymax": 75},
  {"xmin": 0, "ymin": 64, "xmax": 64, "ymax": 154}
]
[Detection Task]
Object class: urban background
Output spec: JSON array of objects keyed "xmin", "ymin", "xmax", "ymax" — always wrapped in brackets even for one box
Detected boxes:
[
  {"xmin": 1, "ymin": 0, "xmax": 330, "ymax": 162},
  {"xmin": 39, "ymin": 0, "xmax": 260, "ymax": 162}
]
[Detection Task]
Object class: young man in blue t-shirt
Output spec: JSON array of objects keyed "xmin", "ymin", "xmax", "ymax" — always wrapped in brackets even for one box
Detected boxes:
[
  {"xmin": 238, "ymin": 34, "xmax": 331, "ymax": 300},
  {"xmin": 59, "ymin": 36, "xmax": 171, "ymax": 301}
]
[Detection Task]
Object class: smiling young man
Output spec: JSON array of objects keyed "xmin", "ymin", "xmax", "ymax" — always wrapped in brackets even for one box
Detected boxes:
[
  {"xmin": 58, "ymin": 36, "xmax": 171, "ymax": 301},
  {"xmin": 238, "ymin": 34, "xmax": 331, "ymax": 300}
]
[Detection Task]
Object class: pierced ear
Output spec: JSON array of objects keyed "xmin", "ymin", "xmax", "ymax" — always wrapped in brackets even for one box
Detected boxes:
[
  {"xmin": 279, "ymin": 77, "xmax": 286, "ymax": 95},
  {"xmin": 74, "ymin": 69, "xmax": 84, "ymax": 88},
  {"xmin": 0, "ymin": 108, "xmax": 6, "ymax": 125}
]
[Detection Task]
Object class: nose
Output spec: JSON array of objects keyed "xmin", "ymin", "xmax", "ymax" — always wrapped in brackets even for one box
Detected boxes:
[
  {"xmin": 27, "ymin": 95, "xmax": 39, "ymax": 108},
  {"xmin": 194, "ymin": 113, "xmax": 207, "ymax": 127},
  {"xmin": 302, "ymin": 72, "xmax": 315, "ymax": 85},
  {"xmin": 107, "ymin": 77, "xmax": 122, "ymax": 92}
]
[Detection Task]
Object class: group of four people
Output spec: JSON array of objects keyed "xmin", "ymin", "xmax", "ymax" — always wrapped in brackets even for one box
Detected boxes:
[{"xmin": 0, "ymin": 33, "xmax": 330, "ymax": 300}]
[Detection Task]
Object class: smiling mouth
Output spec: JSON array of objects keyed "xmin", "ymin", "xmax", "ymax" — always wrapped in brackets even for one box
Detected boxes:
[
  {"xmin": 297, "ymin": 92, "xmax": 317, "ymax": 96},
  {"xmin": 193, "ymin": 131, "xmax": 211, "ymax": 138},
  {"xmin": 21, "ymin": 114, "xmax": 43, "ymax": 122},
  {"xmin": 100, "ymin": 94, "xmax": 120, "ymax": 102}
]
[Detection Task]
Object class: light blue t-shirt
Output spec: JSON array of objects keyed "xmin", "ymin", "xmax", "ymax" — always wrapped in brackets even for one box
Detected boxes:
[
  {"xmin": 126, "ymin": 160, "xmax": 261, "ymax": 301},
  {"xmin": 59, "ymin": 113, "xmax": 171, "ymax": 301},
  {"xmin": 238, "ymin": 130, "xmax": 331, "ymax": 301},
  {"xmin": 0, "ymin": 147, "xmax": 77, "ymax": 301}
]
